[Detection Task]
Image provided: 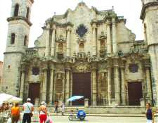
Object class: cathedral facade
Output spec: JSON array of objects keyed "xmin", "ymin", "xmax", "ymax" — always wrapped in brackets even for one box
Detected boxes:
[{"xmin": 2, "ymin": 0, "xmax": 158, "ymax": 106}]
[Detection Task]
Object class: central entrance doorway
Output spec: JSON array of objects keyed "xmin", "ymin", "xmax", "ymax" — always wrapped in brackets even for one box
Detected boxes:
[
  {"xmin": 72, "ymin": 72, "xmax": 91, "ymax": 105},
  {"xmin": 128, "ymin": 82, "xmax": 142, "ymax": 106},
  {"xmin": 28, "ymin": 83, "xmax": 40, "ymax": 104}
]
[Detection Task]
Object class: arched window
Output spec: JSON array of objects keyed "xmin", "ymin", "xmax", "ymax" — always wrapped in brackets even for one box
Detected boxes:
[
  {"xmin": 11, "ymin": 33, "xmax": 15, "ymax": 44},
  {"xmin": 58, "ymin": 43, "xmax": 63, "ymax": 52},
  {"xmin": 26, "ymin": 7, "xmax": 30, "ymax": 19},
  {"xmin": 14, "ymin": 4, "xmax": 19, "ymax": 16},
  {"xmin": 24, "ymin": 35, "xmax": 27, "ymax": 46},
  {"xmin": 79, "ymin": 43, "xmax": 84, "ymax": 52}
]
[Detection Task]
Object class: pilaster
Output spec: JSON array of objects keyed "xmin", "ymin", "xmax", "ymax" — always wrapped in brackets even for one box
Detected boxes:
[
  {"xmin": 106, "ymin": 20, "xmax": 112, "ymax": 55},
  {"xmin": 20, "ymin": 67, "xmax": 25, "ymax": 99},
  {"xmin": 41, "ymin": 67, "xmax": 47, "ymax": 102},
  {"xmin": 66, "ymin": 27, "xmax": 71, "ymax": 57},
  {"xmin": 114, "ymin": 58, "xmax": 120, "ymax": 105},
  {"xmin": 45, "ymin": 24, "xmax": 50, "ymax": 57},
  {"xmin": 112, "ymin": 18, "xmax": 117, "ymax": 54},
  {"xmin": 92, "ymin": 23, "xmax": 97, "ymax": 56},
  {"xmin": 91, "ymin": 64, "xmax": 97, "ymax": 106},
  {"xmin": 51, "ymin": 25, "xmax": 56, "ymax": 56}
]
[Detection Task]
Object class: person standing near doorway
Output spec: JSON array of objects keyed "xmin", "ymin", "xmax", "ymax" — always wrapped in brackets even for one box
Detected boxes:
[{"xmin": 22, "ymin": 98, "xmax": 34, "ymax": 123}]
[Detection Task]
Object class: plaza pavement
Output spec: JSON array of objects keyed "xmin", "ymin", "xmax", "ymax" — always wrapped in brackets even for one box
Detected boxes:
[
  {"xmin": 32, "ymin": 115, "xmax": 146, "ymax": 123},
  {"xmin": 31, "ymin": 113, "xmax": 146, "ymax": 123}
]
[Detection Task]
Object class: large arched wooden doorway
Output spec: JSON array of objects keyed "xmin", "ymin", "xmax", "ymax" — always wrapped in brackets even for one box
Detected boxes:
[{"xmin": 72, "ymin": 72, "xmax": 91, "ymax": 105}]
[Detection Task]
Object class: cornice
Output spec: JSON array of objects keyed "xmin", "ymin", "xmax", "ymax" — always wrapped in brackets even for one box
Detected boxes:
[
  {"xmin": 7, "ymin": 16, "xmax": 32, "ymax": 26},
  {"xmin": 140, "ymin": 2, "xmax": 158, "ymax": 20}
]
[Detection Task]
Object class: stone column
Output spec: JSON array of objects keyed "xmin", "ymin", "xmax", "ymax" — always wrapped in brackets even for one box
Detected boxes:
[
  {"xmin": 107, "ymin": 20, "xmax": 111, "ymax": 55},
  {"xmin": 121, "ymin": 64, "xmax": 126, "ymax": 105},
  {"xmin": 42, "ymin": 68, "xmax": 47, "ymax": 101},
  {"xmin": 66, "ymin": 27, "xmax": 71, "ymax": 57},
  {"xmin": 49, "ymin": 67, "xmax": 54, "ymax": 104},
  {"xmin": 107, "ymin": 67, "xmax": 112, "ymax": 105},
  {"xmin": 51, "ymin": 25, "xmax": 56, "ymax": 56},
  {"xmin": 112, "ymin": 18, "xmax": 117, "ymax": 54},
  {"xmin": 65, "ymin": 68, "xmax": 70, "ymax": 105},
  {"xmin": 92, "ymin": 23, "xmax": 97, "ymax": 56},
  {"xmin": 148, "ymin": 47, "xmax": 158, "ymax": 106},
  {"xmin": 20, "ymin": 70, "xmax": 25, "ymax": 99},
  {"xmin": 114, "ymin": 59, "xmax": 120, "ymax": 105},
  {"xmin": 92, "ymin": 68, "xmax": 97, "ymax": 106},
  {"xmin": 45, "ymin": 24, "xmax": 50, "ymax": 57},
  {"xmin": 145, "ymin": 64, "xmax": 152, "ymax": 99}
]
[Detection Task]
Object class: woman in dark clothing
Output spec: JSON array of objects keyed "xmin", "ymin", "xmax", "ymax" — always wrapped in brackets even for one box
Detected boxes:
[{"xmin": 146, "ymin": 103, "xmax": 153, "ymax": 123}]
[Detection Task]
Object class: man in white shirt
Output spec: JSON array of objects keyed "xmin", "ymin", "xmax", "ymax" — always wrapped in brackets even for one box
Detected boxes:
[{"xmin": 22, "ymin": 98, "xmax": 34, "ymax": 123}]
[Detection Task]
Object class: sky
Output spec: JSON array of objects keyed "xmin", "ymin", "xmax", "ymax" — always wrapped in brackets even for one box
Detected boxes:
[{"xmin": 0, "ymin": 0, "xmax": 144, "ymax": 61}]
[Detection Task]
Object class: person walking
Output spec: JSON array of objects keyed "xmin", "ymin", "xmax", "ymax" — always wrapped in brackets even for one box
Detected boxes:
[
  {"xmin": 22, "ymin": 98, "xmax": 34, "ymax": 123},
  {"xmin": 39, "ymin": 101, "xmax": 47, "ymax": 123},
  {"xmin": 146, "ymin": 103, "xmax": 153, "ymax": 123},
  {"xmin": 61, "ymin": 102, "xmax": 65, "ymax": 116},
  {"xmin": 11, "ymin": 103, "xmax": 20, "ymax": 123},
  {"xmin": 54, "ymin": 101, "xmax": 58, "ymax": 113}
]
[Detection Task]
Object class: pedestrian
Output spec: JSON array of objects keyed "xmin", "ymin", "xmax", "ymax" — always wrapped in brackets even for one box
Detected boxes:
[
  {"xmin": 11, "ymin": 102, "xmax": 20, "ymax": 123},
  {"xmin": 22, "ymin": 98, "xmax": 34, "ymax": 123},
  {"xmin": 54, "ymin": 101, "xmax": 58, "ymax": 113},
  {"xmin": 146, "ymin": 103, "xmax": 153, "ymax": 123},
  {"xmin": 39, "ymin": 101, "xmax": 47, "ymax": 123},
  {"xmin": 61, "ymin": 102, "xmax": 65, "ymax": 116}
]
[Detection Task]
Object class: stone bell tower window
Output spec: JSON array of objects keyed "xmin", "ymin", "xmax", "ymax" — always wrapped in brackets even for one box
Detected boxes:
[
  {"xmin": 26, "ymin": 7, "xmax": 30, "ymax": 19},
  {"xmin": 14, "ymin": 4, "xmax": 19, "ymax": 17},
  {"xmin": 11, "ymin": 33, "xmax": 15, "ymax": 44},
  {"xmin": 24, "ymin": 35, "xmax": 27, "ymax": 46},
  {"xmin": 76, "ymin": 24, "xmax": 87, "ymax": 37}
]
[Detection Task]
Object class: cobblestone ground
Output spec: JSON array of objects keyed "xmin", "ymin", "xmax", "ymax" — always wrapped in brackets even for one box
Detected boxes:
[{"xmin": 31, "ymin": 115, "xmax": 146, "ymax": 123}]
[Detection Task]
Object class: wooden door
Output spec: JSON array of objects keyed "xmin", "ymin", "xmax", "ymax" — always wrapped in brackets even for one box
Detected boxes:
[
  {"xmin": 72, "ymin": 73, "xmax": 91, "ymax": 105},
  {"xmin": 28, "ymin": 83, "xmax": 40, "ymax": 104},
  {"xmin": 128, "ymin": 82, "xmax": 142, "ymax": 105}
]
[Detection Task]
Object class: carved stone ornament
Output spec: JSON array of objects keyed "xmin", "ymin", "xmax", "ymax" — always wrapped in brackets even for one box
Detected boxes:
[
  {"xmin": 74, "ymin": 62, "xmax": 91, "ymax": 72},
  {"xmin": 56, "ymin": 35, "xmax": 66, "ymax": 42}
]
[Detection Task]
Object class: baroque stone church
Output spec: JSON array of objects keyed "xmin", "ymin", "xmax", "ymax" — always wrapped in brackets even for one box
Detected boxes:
[{"xmin": 2, "ymin": 0, "xmax": 158, "ymax": 106}]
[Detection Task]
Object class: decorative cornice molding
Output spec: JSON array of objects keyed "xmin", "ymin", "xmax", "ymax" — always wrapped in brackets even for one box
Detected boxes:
[
  {"xmin": 7, "ymin": 16, "xmax": 32, "ymax": 26},
  {"xmin": 140, "ymin": 2, "xmax": 158, "ymax": 20}
]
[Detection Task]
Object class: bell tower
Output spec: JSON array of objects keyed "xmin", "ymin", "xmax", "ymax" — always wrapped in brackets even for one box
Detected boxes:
[
  {"xmin": 140, "ymin": 0, "xmax": 158, "ymax": 106},
  {"xmin": 2, "ymin": 0, "xmax": 34, "ymax": 96}
]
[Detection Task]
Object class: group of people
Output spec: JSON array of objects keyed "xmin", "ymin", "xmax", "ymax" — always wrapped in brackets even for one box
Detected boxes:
[
  {"xmin": 10, "ymin": 98, "xmax": 49, "ymax": 123},
  {"xmin": 10, "ymin": 98, "xmax": 34, "ymax": 123},
  {"xmin": 10, "ymin": 98, "xmax": 65, "ymax": 123}
]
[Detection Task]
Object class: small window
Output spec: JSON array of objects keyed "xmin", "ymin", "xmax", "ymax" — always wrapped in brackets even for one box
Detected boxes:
[
  {"xmin": 8, "ymin": 65, "xmax": 11, "ymax": 69},
  {"xmin": 11, "ymin": 33, "xmax": 15, "ymax": 44},
  {"xmin": 26, "ymin": 7, "xmax": 30, "ymax": 19},
  {"xmin": 129, "ymin": 64, "xmax": 139, "ymax": 73},
  {"xmin": 32, "ymin": 67, "xmax": 39, "ymax": 75},
  {"xmin": 14, "ymin": 4, "xmax": 19, "ymax": 16},
  {"xmin": 79, "ymin": 43, "xmax": 84, "ymax": 52},
  {"xmin": 24, "ymin": 36, "xmax": 27, "ymax": 46}
]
